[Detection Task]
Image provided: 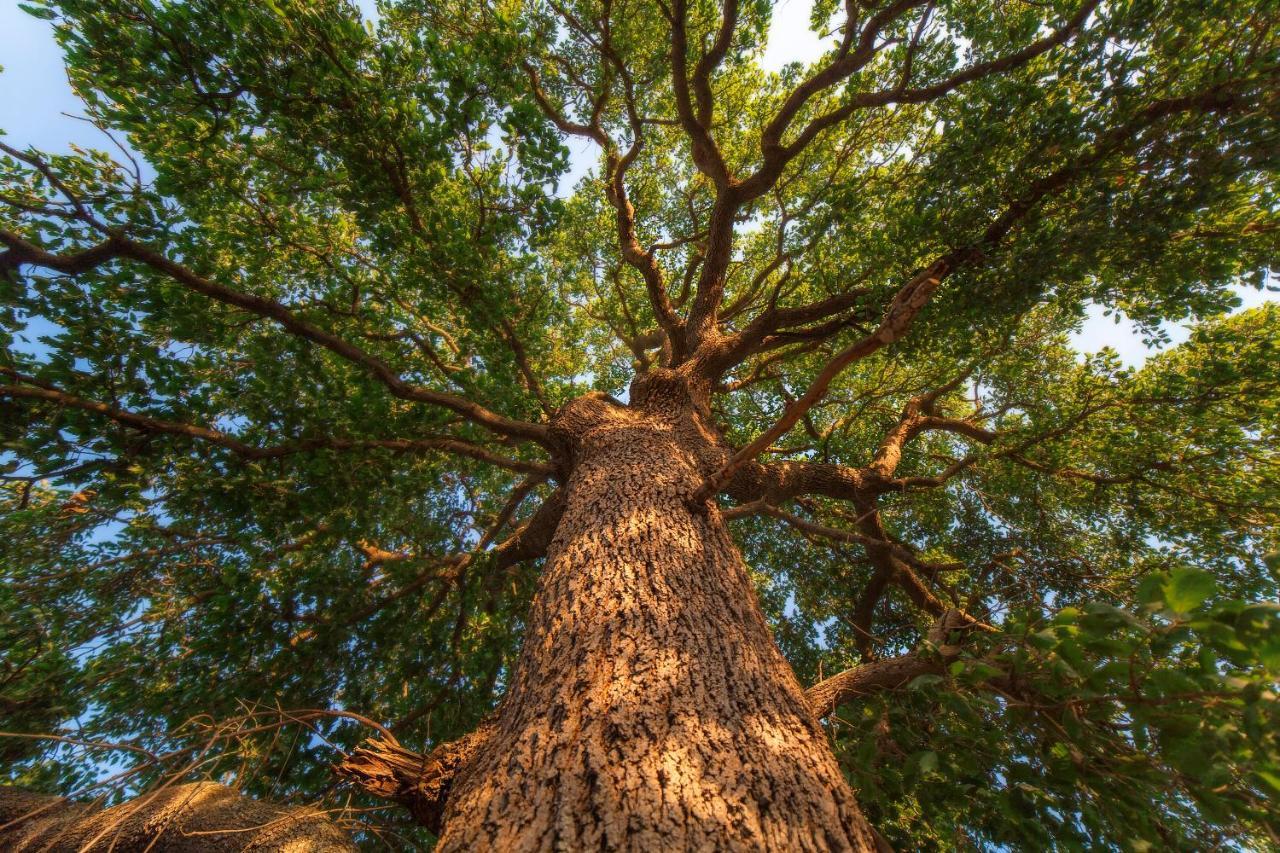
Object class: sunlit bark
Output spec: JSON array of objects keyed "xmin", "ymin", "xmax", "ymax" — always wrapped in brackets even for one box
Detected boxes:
[{"xmin": 438, "ymin": 386, "xmax": 878, "ymax": 850}]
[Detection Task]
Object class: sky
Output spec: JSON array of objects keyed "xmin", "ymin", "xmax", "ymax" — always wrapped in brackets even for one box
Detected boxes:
[{"xmin": 1, "ymin": 0, "xmax": 1273, "ymax": 369}]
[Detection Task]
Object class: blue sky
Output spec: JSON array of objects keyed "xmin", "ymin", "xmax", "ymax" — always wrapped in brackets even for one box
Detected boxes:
[{"xmin": 2, "ymin": 0, "xmax": 1273, "ymax": 368}]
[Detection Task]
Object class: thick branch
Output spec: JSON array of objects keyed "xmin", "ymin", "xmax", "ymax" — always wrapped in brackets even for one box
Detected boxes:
[
  {"xmin": 709, "ymin": 283, "xmax": 874, "ymax": 376},
  {"xmin": 692, "ymin": 0, "xmax": 739, "ymax": 128},
  {"xmin": 0, "ymin": 379, "xmax": 552, "ymax": 476},
  {"xmin": 868, "ymin": 373, "xmax": 975, "ymax": 477},
  {"xmin": 492, "ymin": 488, "xmax": 566, "ymax": 571},
  {"xmin": 694, "ymin": 258, "xmax": 952, "ymax": 501},
  {"xmin": 681, "ymin": 194, "xmax": 742, "ymax": 356},
  {"xmin": 724, "ymin": 457, "xmax": 882, "ymax": 504},
  {"xmin": 0, "ymin": 226, "xmax": 548, "ymax": 445},
  {"xmin": 807, "ymin": 650, "xmax": 945, "ymax": 719},
  {"xmin": 806, "ymin": 612, "xmax": 966, "ymax": 719},
  {"xmin": 0, "ymin": 783, "xmax": 354, "ymax": 851},
  {"xmin": 668, "ymin": 0, "xmax": 732, "ymax": 187},
  {"xmin": 696, "ymin": 79, "xmax": 1263, "ymax": 500}
]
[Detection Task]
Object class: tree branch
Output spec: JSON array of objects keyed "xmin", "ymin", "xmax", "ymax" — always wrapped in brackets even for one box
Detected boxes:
[
  {"xmin": 0, "ymin": 783, "xmax": 355, "ymax": 850},
  {"xmin": 0, "ymin": 376, "xmax": 552, "ymax": 475},
  {"xmin": 740, "ymin": 0, "xmax": 930, "ymax": 201},
  {"xmin": 335, "ymin": 721, "xmax": 495, "ymax": 834},
  {"xmin": 773, "ymin": 0, "xmax": 1101, "ymax": 172},
  {"xmin": 0, "ymin": 226, "xmax": 550, "ymax": 445},
  {"xmin": 693, "ymin": 259, "xmax": 952, "ymax": 501},
  {"xmin": 807, "ymin": 611, "xmax": 966, "ymax": 719},
  {"xmin": 694, "ymin": 77, "xmax": 1265, "ymax": 501},
  {"xmin": 523, "ymin": 39, "xmax": 686, "ymax": 361},
  {"xmin": 739, "ymin": 0, "xmax": 1098, "ymax": 201},
  {"xmin": 491, "ymin": 488, "xmax": 566, "ymax": 572},
  {"xmin": 692, "ymin": 0, "xmax": 739, "ymax": 128},
  {"xmin": 668, "ymin": 0, "xmax": 732, "ymax": 187}
]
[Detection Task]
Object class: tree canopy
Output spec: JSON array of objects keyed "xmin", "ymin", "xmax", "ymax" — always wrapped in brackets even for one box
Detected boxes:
[{"xmin": 2, "ymin": 0, "xmax": 1278, "ymax": 848}]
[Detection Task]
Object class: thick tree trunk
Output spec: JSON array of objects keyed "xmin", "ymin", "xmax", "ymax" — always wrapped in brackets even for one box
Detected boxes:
[{"xmin": 439, "ymin": 387, "xmax": 878, "ymax": 850}]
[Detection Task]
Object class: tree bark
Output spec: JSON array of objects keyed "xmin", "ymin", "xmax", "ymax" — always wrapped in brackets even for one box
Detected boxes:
[
  {"xmin": 0, "ymin": 782, "xmax": 354, "ymax": 852},
  {"xmin": 437, "ymin": 386, "xmax": 878, "ymax": 850}
]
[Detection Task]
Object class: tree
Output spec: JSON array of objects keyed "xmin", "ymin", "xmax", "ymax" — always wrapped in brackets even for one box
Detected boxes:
[{"xmin": 1, "ymin": 0, "xmax": 1278, "ymax": 848}]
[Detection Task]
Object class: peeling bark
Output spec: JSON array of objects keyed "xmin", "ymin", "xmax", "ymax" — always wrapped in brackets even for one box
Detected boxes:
[
  {"xmin": 433, "ymin": 385, "xmax": 878, "ymax": 851},
  {"xmin": 334, "ymin": 723, "xmax": 494, "ymax": 834},
  {"xmin": 0, "ymin": 782, "xmax": 354, "ymax": 852}
]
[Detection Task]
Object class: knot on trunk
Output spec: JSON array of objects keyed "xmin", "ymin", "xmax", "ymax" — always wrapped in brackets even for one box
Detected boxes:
[
  {"xmin": 546, "ymin": 392, "xmax": 631, "ymax": 459},
  {"xmin": 333, "ymin": 723, "xmax": 494, "ymax": 835}
]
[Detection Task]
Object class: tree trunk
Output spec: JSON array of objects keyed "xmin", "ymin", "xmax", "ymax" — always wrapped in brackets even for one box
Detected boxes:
[{"xmin": 439, "ymin": 387, "xmax": 877, "ymax": 851}]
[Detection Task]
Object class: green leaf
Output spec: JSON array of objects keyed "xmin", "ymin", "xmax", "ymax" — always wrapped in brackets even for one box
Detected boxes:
[
  {"xmin": 1082, "ymin": 602, "xmax": 1144, "ymax": 631},
  {"xmin": 3, "ymin": 2, "xmax": 1279, "ymax": 849},
  {"xmin": 1163, "ymin": 568, "xmax": 1216, "ymax": 613},
  {"xmin": 1257, "ymin": 638, "xmax": 1280, "ymax": 674},
  {"xmin": 1254, "ymin": 770, "xmax": 1280, "ymax": 796},
  {"xmin": 17, "ymin": 3, "xmax": 57, "ymax": 21}
]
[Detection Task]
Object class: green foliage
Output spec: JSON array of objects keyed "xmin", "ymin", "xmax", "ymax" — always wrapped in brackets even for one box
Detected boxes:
[
  {"xmin": 835, "ymin": 586, "xmax": 1280, "ymax": 850},
  {"xmin": 2, "ymin": 0, "xmax": 1278, "ymax": 848}
]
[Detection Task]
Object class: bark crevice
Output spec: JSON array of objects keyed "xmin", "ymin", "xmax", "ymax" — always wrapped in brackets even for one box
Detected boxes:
[{"xmin": 434, "ymin": 403, "xmax": 878, "ymax": 850}]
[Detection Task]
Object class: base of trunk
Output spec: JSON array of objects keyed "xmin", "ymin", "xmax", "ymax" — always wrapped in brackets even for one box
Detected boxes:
[{"xmin": 438, "ymin": 400, "xmax": 878, "ymax": 850}]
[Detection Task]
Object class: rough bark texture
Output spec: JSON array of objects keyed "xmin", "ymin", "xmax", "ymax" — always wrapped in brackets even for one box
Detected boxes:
[
  {"xmin": 0, "ymin": 782, "xmax": 354, "ymax": 852},
  {"xmin": 437, "ymin": 378, "xmax": 877, "ymax": 851},
  {"xmin": 806, "ymin": 610, "xmax": 967, "ymax": 719},
  {"xmin": 805, "ymin": 653, "xmax": 947, "ymax": 722},
  {"xmin": 334, "ymin": 722, "xmax": 494, "ymax": 834}
]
